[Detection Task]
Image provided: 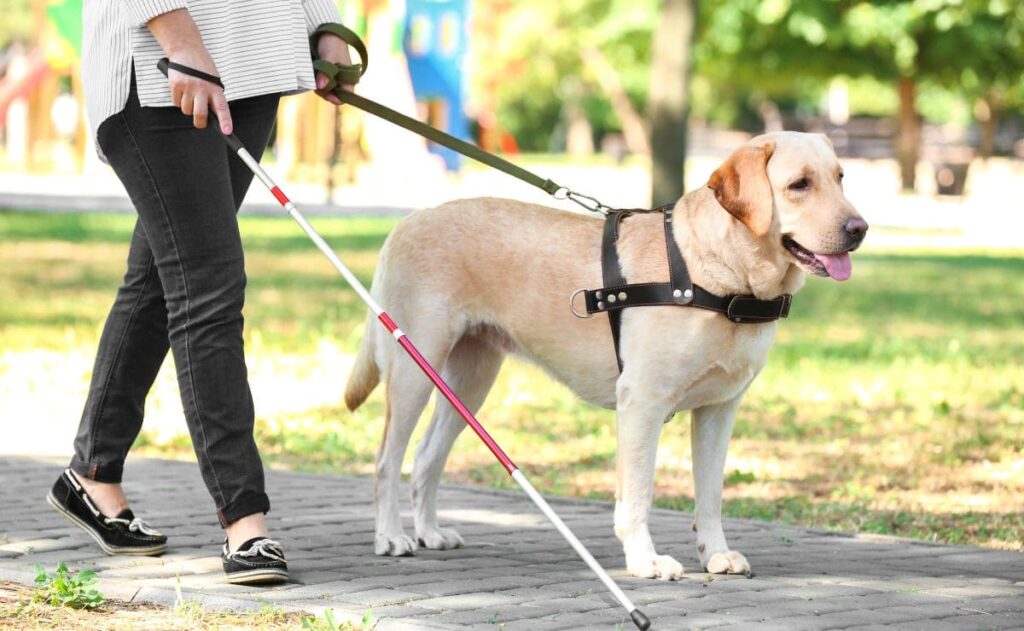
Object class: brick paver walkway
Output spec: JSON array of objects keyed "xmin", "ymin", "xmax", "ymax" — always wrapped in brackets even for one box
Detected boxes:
[{"xmin": 1, "ymin": 457, "xmax": 1021, "ymax": 630}]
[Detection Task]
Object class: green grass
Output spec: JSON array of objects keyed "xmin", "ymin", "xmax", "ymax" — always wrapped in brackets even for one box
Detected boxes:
[
  {"xmin": 0, "ymin": 211, "xmax": 397, "ymax": 352},
  {"xmin": 2, "ymin": 209, "xmax": 1022, "ymax": 550}
]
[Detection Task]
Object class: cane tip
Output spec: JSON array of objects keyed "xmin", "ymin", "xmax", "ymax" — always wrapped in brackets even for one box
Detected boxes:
[{"xmin": 630, "ymin": 609, "xmax": 651, "ymax": 630}]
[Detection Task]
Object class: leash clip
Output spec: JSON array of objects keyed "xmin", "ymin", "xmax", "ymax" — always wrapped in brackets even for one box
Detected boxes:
[{"xmin": 555, "ymin": 188, "xmax": 612, "ymax": 216}]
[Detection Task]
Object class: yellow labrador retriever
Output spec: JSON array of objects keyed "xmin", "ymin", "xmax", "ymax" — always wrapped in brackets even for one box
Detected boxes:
[{"xmin": 345, "ymin": 131, "xmax": 867, "ymax": 579}]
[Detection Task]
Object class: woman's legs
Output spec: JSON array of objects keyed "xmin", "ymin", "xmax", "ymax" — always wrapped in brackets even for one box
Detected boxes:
[{"xmin": 69, "ymin": 74, "xmax": 280, "ymax": 546}]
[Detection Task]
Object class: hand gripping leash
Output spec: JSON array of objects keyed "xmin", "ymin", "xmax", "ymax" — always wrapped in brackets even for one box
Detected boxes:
[{"xmin": 159, "ymin": 41, "xmax": 650, "ymax": 630}]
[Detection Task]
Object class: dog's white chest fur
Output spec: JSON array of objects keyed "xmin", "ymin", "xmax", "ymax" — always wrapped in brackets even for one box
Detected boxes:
[{"xmin": 616, "ymin": 308, "xmax": 777, "ymax": 414}]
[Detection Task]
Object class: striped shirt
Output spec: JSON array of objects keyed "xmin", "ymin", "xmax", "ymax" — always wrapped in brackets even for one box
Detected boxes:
[{"xmin": 82, "ymin": 0, "xmax": 341, "ymax": 147}]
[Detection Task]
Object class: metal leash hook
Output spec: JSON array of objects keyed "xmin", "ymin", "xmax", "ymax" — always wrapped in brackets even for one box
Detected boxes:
[{"xmin": 554, "ymin": 187, "xmax": 614, "ymax": 216}]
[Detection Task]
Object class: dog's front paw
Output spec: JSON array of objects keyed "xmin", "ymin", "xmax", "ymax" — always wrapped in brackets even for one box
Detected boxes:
[
  {"xmin": 417, "ymin": 526, "xmax": 464, "ymax": 551},
  {"xmin": 627, "ymin": 552, "xmax": 684, "ymax": 581},
  {"xmin": 374, "ymin": 533, "xmax": 417, "ymax": 557},
  {"xmin": 705, "ymin": 550, "xmax": 751, "ymax": 576}
]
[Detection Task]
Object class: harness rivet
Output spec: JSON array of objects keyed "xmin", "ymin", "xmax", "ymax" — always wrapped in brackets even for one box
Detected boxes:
[
  {"xmin": 596, "ymin": 291, "xmax": 603, "ymax": 299},
  {"xmin": 598, "ymin": 301, "xmax": 606, "ymax": 310},
  {"xmin": 684, "ymin": 289, "xmax": 693, "ymax": 300},
  {"xmin": 618, "ymin": 292, "xmax": 627, "ymax": 301},
  {"xmin": 608, "ymin": 294, "xmax": 617, "ymax": 304},
  {"xmin": 673, "ymin": 289, "xmax": 682, "ymax": 298}
]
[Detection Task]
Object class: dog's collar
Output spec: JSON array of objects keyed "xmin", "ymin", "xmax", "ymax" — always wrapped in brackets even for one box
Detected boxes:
[{"xmin": 575, "ymin": 205, "xmax": 792, "ymax": 372}]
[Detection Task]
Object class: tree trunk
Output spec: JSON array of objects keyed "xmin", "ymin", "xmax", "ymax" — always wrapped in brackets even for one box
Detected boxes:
[
  {"xmin": 648, "ymin": 0, "xmax": 697, "ymax": 207},
  {"xmin": 977, "ymin": 94, "xmax": 998, "ymax": 160},
  {"xmin": 581, "ymin": 46, "xmax": 649, "ymax": 157},
  {"xmin": 896, "ymin": 76, "xmax": 920, "ymax": 192}
]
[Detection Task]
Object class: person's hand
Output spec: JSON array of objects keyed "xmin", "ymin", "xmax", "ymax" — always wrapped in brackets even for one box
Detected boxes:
[
  {"xmin": 147, "ymin": 9, "xmax": 233, "ymax": 134},
  {"xmin": 167, "ymin": 47, "xmax": 233, "ymax": 133},
  {"xmin": 315, "ymin": 32, "xmax": 355, "ymax": 106}
]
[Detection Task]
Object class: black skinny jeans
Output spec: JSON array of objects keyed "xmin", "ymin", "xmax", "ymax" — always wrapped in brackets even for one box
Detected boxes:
[{"xmin": 71, "ymin": 76, "xmax": 280, "ymax": 527}]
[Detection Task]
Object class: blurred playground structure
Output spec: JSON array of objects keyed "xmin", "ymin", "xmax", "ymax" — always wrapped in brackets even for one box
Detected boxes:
[
  {"xmin": 1, "ymin": 0, "xmax": 1024, "ymax": 213},
  {"xmin": 0, "ymin": 0, "xmax": 493, "ymax": 185}
]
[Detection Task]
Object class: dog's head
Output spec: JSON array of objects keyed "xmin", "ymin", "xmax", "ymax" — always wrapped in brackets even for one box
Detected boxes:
[{"xmin": 707, "ymin": 131, "xmax": 867, "ymax": 282}]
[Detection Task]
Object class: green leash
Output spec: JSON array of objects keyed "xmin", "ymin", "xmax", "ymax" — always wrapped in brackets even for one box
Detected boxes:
[{"xmin": 310, "ymin": 23, "xmax": 613, "ymax": 215}]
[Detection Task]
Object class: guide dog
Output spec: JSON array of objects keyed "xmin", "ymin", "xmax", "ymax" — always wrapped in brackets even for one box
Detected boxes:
[{"xmin": 345, "ymin": 131, "xmax": 867, "ymax": 579}]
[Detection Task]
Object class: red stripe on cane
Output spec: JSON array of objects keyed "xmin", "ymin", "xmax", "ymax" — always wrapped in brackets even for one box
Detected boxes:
[
  {"xmin": 378, "ymin": 312, "xmax": 399, "ymax": 333},
  {"xmin": 270, "ymin": 186, "xmax": 290, "ymax": 206},
  {"xmin": 395, "ymin": 335, "xmax": 517, "ymax": 474},
  {"xmin": 376, "ymin": 311, "xmax": 516, "ymax": 474}
]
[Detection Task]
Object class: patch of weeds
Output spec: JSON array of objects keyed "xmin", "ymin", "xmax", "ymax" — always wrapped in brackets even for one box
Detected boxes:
[
  {"xmin": 172, "ymin": 575, "xmax": 203, "ymax": 622},
  {"xmin": 302, "ymin": 607, "xmax": 373, "ymax": 630},
  {"xmin": 486, "ymin": 612, "xmax": 501, "ymax": 624},
  {"xmin": 33, "ymin": 562, "xmax": 104, "ymax": 609},
  {"xmin": 251, "ymin": 602, "xmax": 295, "ymax": 624},
  {"xmin": 778, "ymin": 536, "xmax": 794, "ymax": 545},
  {"xmin": 24, "ymin": 546, "xmax": 35, "ymax": 555}
]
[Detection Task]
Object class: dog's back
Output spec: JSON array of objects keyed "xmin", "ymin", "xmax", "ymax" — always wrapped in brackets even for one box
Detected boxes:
[{"xmin": 344, "ymin": 198, "xmax": 621, "ymax": 410}]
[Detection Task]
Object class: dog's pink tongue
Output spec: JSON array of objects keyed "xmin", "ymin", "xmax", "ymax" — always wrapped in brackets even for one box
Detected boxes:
[{"xmin": 814, "ymin": 252, "xmax": 852, "ymax": 281}]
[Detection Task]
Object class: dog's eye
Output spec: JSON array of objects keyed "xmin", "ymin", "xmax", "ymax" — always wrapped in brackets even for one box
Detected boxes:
[{"xmin": 789, "ymin": 177, "xmax": 810, "ymax": 191}]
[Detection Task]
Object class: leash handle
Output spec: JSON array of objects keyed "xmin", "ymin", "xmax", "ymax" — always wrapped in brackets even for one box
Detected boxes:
[{"xmin": 310, "ymin": 22, "xmax": 368, "ymax": 91}]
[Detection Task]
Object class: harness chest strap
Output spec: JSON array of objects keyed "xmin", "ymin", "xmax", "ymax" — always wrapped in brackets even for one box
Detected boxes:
[{"xmin": 580, "ymin": 205, "xmax": 792, "ymax": 372}]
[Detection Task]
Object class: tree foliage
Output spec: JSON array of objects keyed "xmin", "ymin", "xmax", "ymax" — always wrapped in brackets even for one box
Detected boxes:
[
  {"xmin": 477, "ymin": 0, "xmax": 1024, "ymax": 152},
  {"xmin": 475, "ymin": 0, "xmax": 658, "ymax": 151}
]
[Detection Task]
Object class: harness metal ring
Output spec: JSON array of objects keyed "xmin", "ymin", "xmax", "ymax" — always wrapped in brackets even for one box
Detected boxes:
[{"xmin": 569, "ymin": 288, "xmax": 593, "ymax": 319}]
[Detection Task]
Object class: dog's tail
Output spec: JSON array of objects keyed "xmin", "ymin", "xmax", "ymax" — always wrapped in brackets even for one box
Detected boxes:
[{"xmin": 345, "ymin": 309, "xmax": 380, "ymax": 411}]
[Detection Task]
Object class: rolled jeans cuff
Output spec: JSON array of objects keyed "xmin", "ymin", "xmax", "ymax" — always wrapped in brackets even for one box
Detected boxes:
[
  {"xmin": 218, "ymin": 493, "xmax": 271, "ymax": 527},
  {"xmin": 69, "ymin": 456, "xmax": 124, "ymax": 484}
]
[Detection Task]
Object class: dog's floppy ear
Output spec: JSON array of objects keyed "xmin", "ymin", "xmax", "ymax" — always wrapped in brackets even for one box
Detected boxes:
[{"xmin": 707, "ymin": 141, "xmax": 776, "ymax": 237}]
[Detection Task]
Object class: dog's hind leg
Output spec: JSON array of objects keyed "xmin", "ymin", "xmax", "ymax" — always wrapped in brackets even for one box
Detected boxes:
[
  {"xmin": 375, "ymin": 334, "xmax": 454, "ymax": 557},
  {"xmin": 412, "ymin": 333, "xmax": 504, "ymax": 550},
  {"xmin": 691, "ymin": 393, "xmax": 751, "ymax": 575}
]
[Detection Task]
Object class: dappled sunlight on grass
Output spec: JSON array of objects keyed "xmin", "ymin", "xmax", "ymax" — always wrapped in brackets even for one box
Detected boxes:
[{"xmin": 2, "ymin": 210, "xmax": 1021, "ymax": 550}]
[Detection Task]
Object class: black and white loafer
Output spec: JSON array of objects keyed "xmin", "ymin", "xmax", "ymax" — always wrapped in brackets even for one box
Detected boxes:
[
  {"xmin": 47, "ymin": 468, "xmax": 168, "ymax": 556},
  {"xmin": 222, "ymin": 537, "xmax": 289, "ymax": 585}
]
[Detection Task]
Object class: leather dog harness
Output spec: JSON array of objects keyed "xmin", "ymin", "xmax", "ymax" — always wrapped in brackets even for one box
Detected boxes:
[{"xmin": 575, "ymin": 205, "xmax": 792, "ymax": 372}]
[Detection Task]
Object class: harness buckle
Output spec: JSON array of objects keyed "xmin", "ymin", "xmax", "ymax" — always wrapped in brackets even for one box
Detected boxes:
[{"xmin": 726, "ymin": 294, "xmax": 792, "ymax": 323}]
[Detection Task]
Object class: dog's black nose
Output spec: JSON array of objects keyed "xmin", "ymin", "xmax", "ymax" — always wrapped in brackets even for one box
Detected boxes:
[{"xmin": 845, "ymin": 217, "xmax": 869, "ymax": 242}]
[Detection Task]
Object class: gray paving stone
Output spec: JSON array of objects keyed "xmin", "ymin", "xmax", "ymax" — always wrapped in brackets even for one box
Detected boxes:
[
  {"xmin": 2, "ymin": 456, "xmax": 1023, "ymax": 630},
  {"xmin": 408, "ymin": 591, "xmax": 521, "ymax": 611},
  {"xmin": 938, "ymin": 612, "xmax": 1024, "ymax": 630}
]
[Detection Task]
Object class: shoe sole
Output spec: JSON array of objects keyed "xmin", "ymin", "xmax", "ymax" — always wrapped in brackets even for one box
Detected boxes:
[
  {"xmin": 46, "ymin": 492, "xmax": 168, "ymax": 557},
  {"xmin": 224, "ymin": 567, "xmax": 289, "ymax": 585}
]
